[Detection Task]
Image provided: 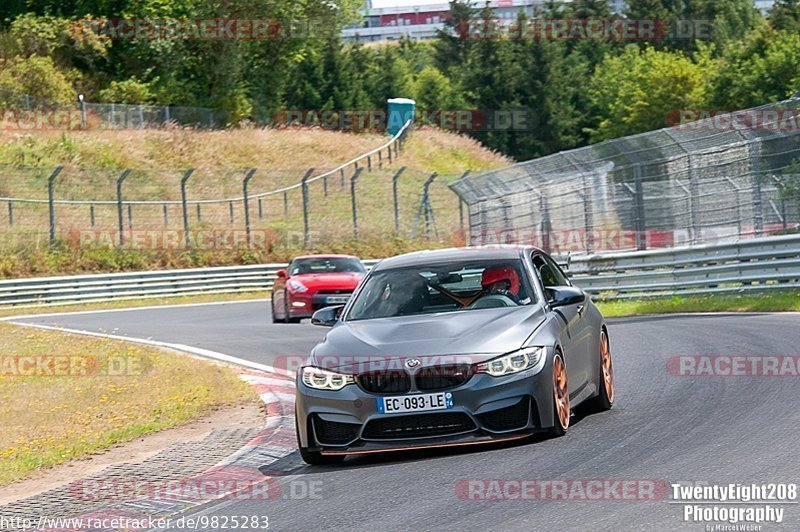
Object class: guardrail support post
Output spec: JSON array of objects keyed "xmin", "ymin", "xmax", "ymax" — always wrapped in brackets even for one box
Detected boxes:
[
  {"xmin": 392, "ymin": 167, "xmax": 406, "ymax": 233},
  {"xmin": 116, "ymin": 169, "xmax": 132, "ymax": 245},
  {"xmin": 351, "ymin": 168, "xmax": 363, "ymax": 241},
  {"xmin": 301, "ymin": 168, "xmax": 314, "ymax": 248},
  {"xmin": 48, "ymin": 166, "xmax": 63, "ymax": 246},
  {"xmin": 180, "ymin": 168, "xmax": 194, "ymax": 248},
  {"xmin": 242, "ymin": 168, "xmax": 256, "ymax": 248}
]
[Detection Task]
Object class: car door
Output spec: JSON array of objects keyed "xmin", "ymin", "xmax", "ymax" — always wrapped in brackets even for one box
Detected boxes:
[{"xmin": 533, "ymin": 253, "xmax": 592, "ymax": 396}]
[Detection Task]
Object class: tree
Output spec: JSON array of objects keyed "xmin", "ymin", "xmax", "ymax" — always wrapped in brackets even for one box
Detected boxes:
[
  {"xmin": 98, "ymin": 76, "xmax": 155, "ymax": 103},
  {"xmin": 769, "ymin": 0, "xmax": 800, "ymax": 32},
  {"xmin": 0, "ymin": 55, "xmax": 76, "ymax": 107},
  {"xmin": 708, "ymin": 24, "xmax": 800, "ymax": 109},
  {"xmin": 588, "ymin": 44, "xmax": 710, "ymax": 141}
]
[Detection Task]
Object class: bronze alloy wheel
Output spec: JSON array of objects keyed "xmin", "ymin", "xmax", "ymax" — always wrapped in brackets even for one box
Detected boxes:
[
  {"xmin": 553, "ymin": 355, "xmax": 570, "ymax": 431},
  {"xmin": 600, "ymin": 330, "xmax": 614, "ymax": 404}
]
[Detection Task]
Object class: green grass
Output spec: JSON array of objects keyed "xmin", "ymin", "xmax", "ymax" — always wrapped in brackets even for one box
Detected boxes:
[
  {"xmin": 0, "ymin": 322, "xmax": 259, "ymax": 485},
  {"xmin": 596, "ymin": 290, "xmax": 800, "ymax": 317}
]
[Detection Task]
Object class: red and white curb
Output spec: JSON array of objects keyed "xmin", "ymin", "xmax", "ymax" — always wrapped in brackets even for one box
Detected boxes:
[{"xmin": 33, "ymin": 368, "xmax": 298, "ymax": 531}]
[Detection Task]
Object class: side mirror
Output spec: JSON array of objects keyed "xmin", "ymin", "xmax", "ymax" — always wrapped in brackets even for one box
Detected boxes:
[
  {"xmin": 276, "ymin": 269, "xmax": 286, "ymax": 278},
  {"xmin": 548, "ymin": 286, "xmax": 586, "ymax": 308},
  {"xmin": 311, "ymin": 305, "xmax": 344, "ymax": 327}
]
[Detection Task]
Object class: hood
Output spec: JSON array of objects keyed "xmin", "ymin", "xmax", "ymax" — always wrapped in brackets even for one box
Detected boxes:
[
  {"xmin": 310, "ymin": 304, "xmax": 547, "ymax": 372},
  {"xmin": 291, "ymin": 272, "xmax": 364, "ymax": 291}
]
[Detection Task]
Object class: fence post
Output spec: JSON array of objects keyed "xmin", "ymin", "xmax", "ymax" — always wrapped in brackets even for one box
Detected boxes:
[
  {"xmin": 90, "ymin": 204, "xmax": 95, "ymax": 227},
  {"xmin": 283, "ymin": 191, "xmax": 289, "ymax": 218},
  {"xmin": 541, "ymin": 194, "xmax": 552, "ymax": 253},
  {"xmin": 392, "ymin": 167, "xmax": 406, "ymax": 233},
  {"xmin": 229, "ymin": 201, "xmax": 234, "ymax": 224},
  {"xmin": 127, "ymin": 204, "xmax": 133, "ymax": 229},
  {"xmin": 457, "ymin": 171, "xmax": 470, "ymax": 235},
  {"xmin": 750, "ymin": 142, "xmax": 764, "ymax": 236},
  {"xmin": 580, "ymin": 173, "xmax": 594, "ymax": 253},
  {"xmin": 116, "ymin": 169, "xmax": 132, "ymax": 246},
  {"xmin": 163, "ymin": 204, "xmax": 168, "ymax": 227},
  {"xmin": 242, "ymin": 168, "xmax": 256, "ymax": 248},
  {"xmin": 48, "ymin": 166, "xmax": 63, "ymax": 246},
  {"xmin": 301, "ymin": 168, "xmax": 314, "ymax": 248},
  {"xmin": 323, "ymin": 174, "xmax": 328, "ymax": 197},
  {"xmin": 196, "ymin": 204, "xmax": 202, "ymax": 221},
  {"xmin": 180, "ymin": 169, "xmax": 194, "ymax": 248},
  {"xmin": 7, "ymin": 201, "xmax": 13, "ymax": 226},
  {"xmin": 258, "ymin": 198, "xmax": 263, "ymax": 220},
  {"xmin": 633, "ymin": 163, "xmax": 647, "ymax": 251},
  {"xmin": 340, "ymin": 168, "xmax": 345, "ymax": 189},
  {"xmin": 350, "ymin": 168, "xmax": 364, "ymax": 241}
]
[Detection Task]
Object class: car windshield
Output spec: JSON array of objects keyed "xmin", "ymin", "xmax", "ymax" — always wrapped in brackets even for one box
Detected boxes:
[
  {"xmin": 290, "ymin": 257, "xmax": 365, "ymax": 275},
  {"xmin": 346, "ymin": 259, "xmax": 535, "ymax": 321}
]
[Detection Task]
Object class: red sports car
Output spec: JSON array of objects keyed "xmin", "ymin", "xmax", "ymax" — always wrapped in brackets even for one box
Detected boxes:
[{"xmin": 271, "ymin": 255, "xmax": 367, "ymax": 323}]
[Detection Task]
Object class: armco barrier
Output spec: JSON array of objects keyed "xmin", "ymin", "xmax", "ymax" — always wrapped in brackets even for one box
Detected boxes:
[{"xmin": 1, "ymin": 235, "xmax": 799, "ymax": 308}]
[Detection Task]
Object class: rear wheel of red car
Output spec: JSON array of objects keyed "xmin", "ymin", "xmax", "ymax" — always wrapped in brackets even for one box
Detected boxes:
[
  {"xmin": 548, "ymin": 353, "xmax": 570, "ymax": 437},
  {"xmin": 270, "ymin": 297, "xmax": 280, "ymax": 323},
  {"xmin": 296, "ymin": 417, "xmax": 346, "ymax": 465}
]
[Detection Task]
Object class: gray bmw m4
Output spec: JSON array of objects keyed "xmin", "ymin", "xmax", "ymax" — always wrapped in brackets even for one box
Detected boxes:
[{"xmin": 295, "ymin": 246, "xmax": 614, "ymax": 464}]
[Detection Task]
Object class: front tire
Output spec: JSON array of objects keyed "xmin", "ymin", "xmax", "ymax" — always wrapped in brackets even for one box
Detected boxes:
[
  {"xmin": 296, "ymin": 418, "xmax": 346, "ymax": 465},
  {"xmin": 547, "ymin": 353, "xmax": 570, "ymax": 437},
  {"xmin": 586, "ymin": 328, "xmax": 614, "ymax": 412}
]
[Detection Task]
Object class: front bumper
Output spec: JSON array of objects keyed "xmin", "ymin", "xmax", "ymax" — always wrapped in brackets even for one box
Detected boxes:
[
  {"xmin": 295, "ymin": 353, "xmax": 555, "ymax": 454},
  {"xmin": 288, "ymin": 292, "xmax": 352, "ymax": 318}
]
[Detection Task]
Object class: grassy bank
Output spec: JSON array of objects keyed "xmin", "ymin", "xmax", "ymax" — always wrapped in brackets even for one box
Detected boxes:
[
  {"xmin": 0, "ymin": 128, "xmax": 509, "ymax": 278},
  {"xmin": 0, "ymin": 322, "xmax": 258, "ymax": 485}
]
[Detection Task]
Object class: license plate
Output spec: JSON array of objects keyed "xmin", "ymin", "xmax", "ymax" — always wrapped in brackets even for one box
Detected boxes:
[
  {"xmin": 326, "ymin": 295, "xmax": 350, "ymax": 304},
  {"xmin": 377, "ymin": 392, "xmax": 454, "ymax": 414}
]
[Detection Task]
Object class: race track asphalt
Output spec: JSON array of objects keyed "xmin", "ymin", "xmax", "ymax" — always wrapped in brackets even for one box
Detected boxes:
[{"xmin": 10, "ymin": 303, "xmax": 800, "ymax": 531}]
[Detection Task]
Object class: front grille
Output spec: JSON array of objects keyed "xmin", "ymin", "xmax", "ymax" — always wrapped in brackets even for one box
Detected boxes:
[
  {"xmin": 362, "ymin": 412, "xmax": 476, "ymax": 440},
  {"xmin": 477, "ymin": 397, "xmax": 530, "ymax": 431},
  {"xmin": 416, "ymin": 364, "xmax": 474, "ymax": 391},
  {"xmin": 312, "ymin": 416, "xmax": 361, "ymax": 445},
  {"xmin": 357, "ymin": 370, "xmax": 411, "ymax": 394}
]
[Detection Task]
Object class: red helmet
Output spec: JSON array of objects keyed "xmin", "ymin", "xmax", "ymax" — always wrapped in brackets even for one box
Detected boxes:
[{"xmin": 481, "ymin": 266, "xmax": 520, "ymax": 296}]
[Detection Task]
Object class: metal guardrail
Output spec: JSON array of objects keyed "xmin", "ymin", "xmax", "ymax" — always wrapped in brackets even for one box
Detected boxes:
[{"xmin": 1, "ymin": 236, "xmax": 798, "ymax": 308}]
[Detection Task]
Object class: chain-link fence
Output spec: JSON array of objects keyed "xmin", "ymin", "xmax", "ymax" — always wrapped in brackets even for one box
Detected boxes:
[
  {"xmin": 0, "ymin": 122, "xmax": 470, "ymax": 252},
  {"xmin": 9, "ymin": 94, "xmax": 216, "ymax": 128},
  {"xmin": 450, "ymin": 98, "xmax": 800, "ymax": 254}
]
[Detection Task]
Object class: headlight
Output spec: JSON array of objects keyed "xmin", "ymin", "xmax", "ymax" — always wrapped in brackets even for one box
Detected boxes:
[
  {"xmin": 288, "ymin": 279, "xmax": 308, "ymax": 292},
  {"xmin": 476, "ymin": 347, "xmax": 543, "ymax": 377},
  {"xmin": 301, "ymin": 366, "xmax": 355, "ymax": 390}
]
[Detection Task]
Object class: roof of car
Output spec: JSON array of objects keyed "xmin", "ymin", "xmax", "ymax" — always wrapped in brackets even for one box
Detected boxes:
[
  {"xmin": 372, "ymin": 246, "xmax": 541, "ymax": 271},
  {"xmin": 291, "ymin": 254, "xmax": 361, "ymax": 261}
]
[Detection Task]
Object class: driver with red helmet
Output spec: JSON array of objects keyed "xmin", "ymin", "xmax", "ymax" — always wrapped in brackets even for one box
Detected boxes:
[{"xmin": 480, "ymin": 265, "xmax": 521, "ymax": 304}]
